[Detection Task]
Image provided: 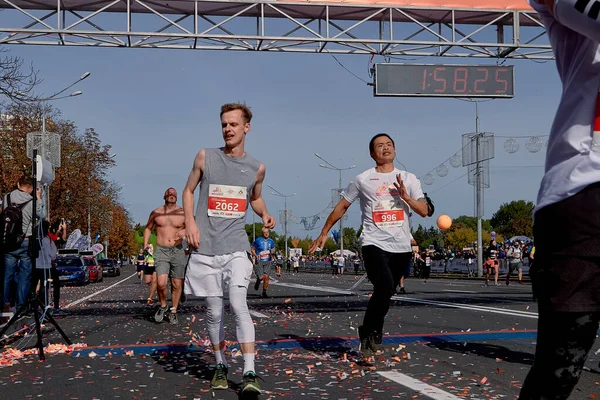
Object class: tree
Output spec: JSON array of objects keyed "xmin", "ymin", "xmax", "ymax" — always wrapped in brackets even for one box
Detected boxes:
[
  {"xmin": 412, "ymin": 224, "xmax": 444, "ymax": 249},
  {"xmin": 244, "ymin": 223, "xmax": 280, "ymax": 245},
  {"xmin": 490, "ymin": 200, "xmax": 534, "ymax": 239},
  {"xmin": 342, "ymin": 227, "xmax": 358, "ymax": 252},
  {"xmin": 444, "ymin": 226, "xmax": 477, "ymax": 249},
  {"xmin": 0, "ymin": 104, "xmax": 132, "ymax": 255},
  {"xmin": 0, "ymin": 52, "xmax": 41, "ymax": 105},
  {"xmin": 452, "ymin": 215, "xmax": 492, "ymax": 232}
]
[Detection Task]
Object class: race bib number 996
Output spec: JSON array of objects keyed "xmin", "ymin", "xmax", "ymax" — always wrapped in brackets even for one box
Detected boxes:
[
  {"xmin": 208, "ymin": 184, "xmax": 247, "ymax": 219},
  {"xmin": 372, "ymin": 200, "xmax": 404, "ymax": 228}
]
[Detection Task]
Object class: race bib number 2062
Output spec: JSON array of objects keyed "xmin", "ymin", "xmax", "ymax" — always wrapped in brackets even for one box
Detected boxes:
[{"xmin": 208, "ymin": 184, "xmax": 247, "ymax": 219}]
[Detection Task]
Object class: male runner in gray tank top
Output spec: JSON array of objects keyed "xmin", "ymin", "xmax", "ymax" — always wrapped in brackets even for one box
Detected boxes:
[{"xmin": 183, "ymin": 103, "xmax": 275, "ymax": 394}]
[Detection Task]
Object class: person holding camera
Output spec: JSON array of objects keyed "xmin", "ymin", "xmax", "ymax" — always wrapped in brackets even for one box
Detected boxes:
[{"xmin": 49, "ymin": 218, "xmax": 68, "ymax": 249}]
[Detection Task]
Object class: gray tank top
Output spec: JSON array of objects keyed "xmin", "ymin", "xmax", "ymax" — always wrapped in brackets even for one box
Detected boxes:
[{"xmin": 195, "ymin": 148, "xmax": 262, "ymax": 256}]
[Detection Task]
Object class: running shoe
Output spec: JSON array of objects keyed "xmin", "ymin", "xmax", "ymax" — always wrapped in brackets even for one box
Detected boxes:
[
  {"xmin": 369, "ymin": 331, "xmax": 384, "ymax": 354},
  {"xmin": 241, "ymin": 371, "xmax": 262, "ymax": 393},
  {"xmin": 154, "ymin": 305, "xmax": 168, "ymax": 323},
  {"xmin": 211, "ymin": 363, "xmax": 228, "ymax": 390},
  {"xmin": 358, "ymin": 325, "xmax": 373, "ymax": 356},
  {"xmin": 147, "ymin": 298, "xmax": 153, "ymax": 306}
]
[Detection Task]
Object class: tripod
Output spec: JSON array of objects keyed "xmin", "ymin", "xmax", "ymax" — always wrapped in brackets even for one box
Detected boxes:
[{"xmin": 0, "ymin": 149, "xmax": 71, "ymax": 360}]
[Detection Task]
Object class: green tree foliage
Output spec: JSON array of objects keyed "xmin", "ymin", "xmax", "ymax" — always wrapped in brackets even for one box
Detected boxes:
[
  {"xmin": 452, "ymin": 215, "xmax": 492, "ymax": 232},
  {"xmin": 490, "ymin": 200, "xmax": 534, "ymax": 239},
  {"xmin": 245, "ymin": 223, "xmax": 280, "ymax": 245},
  {"xmin": 342, "ymin": 227, "xmax": 359, "ymax": 252},
  {"xmin": 133, "ymin": 224, "xmax": 157, "ymax": 250},
  {"xmin": 444, "ymin": 225, "xmax": 477, "ymax": 249},
  {"xmin": 412, "ymin": 224, "xmax": 444, "ymax": 249}
]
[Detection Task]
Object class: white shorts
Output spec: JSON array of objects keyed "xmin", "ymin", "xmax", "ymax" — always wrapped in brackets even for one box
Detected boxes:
[{"xmin": 184, "ymin": 251, "xmax": 253, "ymax": 297}]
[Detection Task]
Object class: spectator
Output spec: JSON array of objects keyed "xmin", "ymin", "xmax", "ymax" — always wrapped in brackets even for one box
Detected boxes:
[
  {"xmin": 34, "ymin": 220, "xmax": 58, "ymax": 310},
  {"xmin": 49, "ymin": 218, "xmax": 67, "ymax": 249},
  {"xmin": 2, "ymin": 175, "xmax": 43, "ymax": 311}
]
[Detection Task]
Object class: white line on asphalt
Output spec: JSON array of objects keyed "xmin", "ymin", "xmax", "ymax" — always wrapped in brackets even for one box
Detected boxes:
[
  {"xmin": 64, "ymin": 272, "xmax": 137, "ymax": 309},
  {"xmin": 249, "ymin": 310, "xmax": 270, "ymax": 318},
  {"xmin": 393, "ymin": 296, "xmax": 538, "ymax": 319},
  {"xmin": 441, "ymin": 289, "xmax": 478, "ymax": 294},
  {"xmin": 347, "ymin": 273, "xmax": 369, "ymax": 291},
  {"xmin": 377, "ymin": 371, "xmax": 462, "ymax": 400},
  {"xmin": 269, "ymin": 281, "xmax": 352, "ymax": 295},
  {"xmin": 271, "ymin": 281, "xmax": 538, "ymax": 319}
]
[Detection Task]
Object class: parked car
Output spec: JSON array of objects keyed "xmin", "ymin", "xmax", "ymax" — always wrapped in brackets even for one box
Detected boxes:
[
  {"xmin": 84, "ymin": 257, "xmax": 103, "ymax": 282},
  {"xmin": 55, "ymin": 256, "xmax": 89, "ymax": 286},
  {"xmin": 98, "ymin": 259, "xmax": 120, "ymax": 277}
]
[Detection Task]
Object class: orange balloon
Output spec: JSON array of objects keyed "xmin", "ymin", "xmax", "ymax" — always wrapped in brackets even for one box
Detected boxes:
[{"xmin": 437, "ymin": 214, "xmax": 452, "ymax": 230}]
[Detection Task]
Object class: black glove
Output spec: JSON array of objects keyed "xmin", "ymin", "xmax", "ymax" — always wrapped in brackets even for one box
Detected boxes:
[{"xmin": 424, "ymin": 193, "xmax": 435, "ymax": 217}]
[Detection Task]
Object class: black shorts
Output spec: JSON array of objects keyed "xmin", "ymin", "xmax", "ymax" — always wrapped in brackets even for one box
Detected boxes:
[
  {"xmin": 533, "ymin": 182, "xmax": 600, "ymax": 312},
  {"xmin": 144, "ymin": 265, "xmax": 156, "ymax": 275},
  {"xmin": 137, "ymin": 264, "xmax": 145, "ymax": 272},
  {"xmin": 362, "ymin": 245, "xmax": 411, "ymax": 293}
]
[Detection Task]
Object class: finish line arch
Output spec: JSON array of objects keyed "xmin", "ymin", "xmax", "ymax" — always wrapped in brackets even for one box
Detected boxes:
[{"xmin": 0, "ymin": 0, "xmax": 551, "ymax": 59}]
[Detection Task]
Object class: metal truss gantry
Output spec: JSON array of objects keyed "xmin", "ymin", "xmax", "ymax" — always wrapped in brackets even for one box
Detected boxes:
[{"xmin": 0, "ymin": 0, "xmax": 552, "ymax": 59}]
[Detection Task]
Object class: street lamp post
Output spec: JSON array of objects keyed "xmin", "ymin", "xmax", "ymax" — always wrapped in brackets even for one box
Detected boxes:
[
  {"xmin": 35, "ymin": 72, "xmax": 91, "ymax": 220},
  {"xmin": 267, "ymin": 184, "xmax": 296, "ymax": 260},
  {"xmin": 315, "ymin": 153, "xmax": 355, "ymax": 257},
  {"xmin": 88, "ymin": 153, "xmax": 116, "ymax": 239}
]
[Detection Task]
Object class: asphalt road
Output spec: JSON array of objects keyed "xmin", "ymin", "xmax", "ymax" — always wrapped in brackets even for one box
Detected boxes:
[{"xmin": 1, "ymin": 266, "xmax": 598, "ymax": 399}]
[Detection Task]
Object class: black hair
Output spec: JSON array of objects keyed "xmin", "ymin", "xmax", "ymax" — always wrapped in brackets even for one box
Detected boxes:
[
  {"xmin": 369, "ymin": 133, "xmax": 395, "ymax": 153},
  {"xmin": 41, "ymin": 220, "xmax": 50, "ymax": 237}
]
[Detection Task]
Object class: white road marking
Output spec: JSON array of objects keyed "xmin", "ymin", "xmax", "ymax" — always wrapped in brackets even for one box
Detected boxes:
[
  {"xmin": 64, "ymin": 272, "xmax": 137, "ymax": 309},
  {"xmin": 393, "ymin": 296, "xmax": 538, "ymax": 319},
  {"xmin": 378, "ymin": 371, "xmax": 462, "ymax": 400},
  {"xmin": 271, "ymin": 280, "xmax": 538, "ymax": 319},
  {"xmin": 441, "ymin": 289, "xmax": 478, "ymax": 294},
  {"xmin": 269, "ymin": 281, "xmax": 352, "ymax": 295},
  {"xmin": 347, "ymin": 273, "xmax": 369, "ymax": 291},
  {"xmin": 249, "ymin": 310, "xmax": 269, "ymax": 318}
]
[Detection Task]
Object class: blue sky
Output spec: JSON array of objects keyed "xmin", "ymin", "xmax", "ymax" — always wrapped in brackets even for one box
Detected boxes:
[{"xmin": 7, "ymin": 44, "xmax": 557, "ymax": 238}]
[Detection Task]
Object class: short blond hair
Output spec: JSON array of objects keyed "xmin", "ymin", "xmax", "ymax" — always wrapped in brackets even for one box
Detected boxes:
[{"xmin": 220, "ymin": 103, "xmax": 252, "ymax": 123}]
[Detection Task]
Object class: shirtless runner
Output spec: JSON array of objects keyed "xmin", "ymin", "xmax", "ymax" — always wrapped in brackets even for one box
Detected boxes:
[{"xmin": 144, "ymin": 188, "xmax": 186, "ymax": 325}]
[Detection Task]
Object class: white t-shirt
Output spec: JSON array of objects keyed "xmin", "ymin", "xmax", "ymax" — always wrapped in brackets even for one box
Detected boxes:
[
  {"xmin": 529, "ymin": 1, "xmax": 600, "ymax": 214},
  {"xmin": 337, "ymin": 256, "xmax": 345, "ymax": 266},
  {"xmin": 342, "ymin": 168, "xmax": 424, "ymax": 253}
]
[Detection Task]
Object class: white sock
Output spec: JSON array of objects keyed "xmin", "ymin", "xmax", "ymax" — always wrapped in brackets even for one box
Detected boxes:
[
  {"xmin": 243, "ymin": 353, "xmax": 255, "ymax": 374},
  {"xmin": 214, "ymin": 348, "xmax": 227, "ymax": 366}
]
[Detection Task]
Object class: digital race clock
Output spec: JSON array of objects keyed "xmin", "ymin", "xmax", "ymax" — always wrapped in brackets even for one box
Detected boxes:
[{"xmin": 374, "ymin": 63, "xmax": 514, "ymax": 98}]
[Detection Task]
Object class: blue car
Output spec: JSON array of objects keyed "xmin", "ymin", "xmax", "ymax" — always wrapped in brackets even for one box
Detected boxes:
[{"xmin": 55, "ymin": 256, "xmax": 90, "ymax": 286}]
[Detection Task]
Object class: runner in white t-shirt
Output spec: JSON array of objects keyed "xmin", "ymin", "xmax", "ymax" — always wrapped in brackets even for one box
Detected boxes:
[
  {"xmin": 519, "ymin": 2, "xmax": 600, "ymax": 399},
  {"xmin": 309, "ymin": 134, "xmax": 430, "ymax": 356}
]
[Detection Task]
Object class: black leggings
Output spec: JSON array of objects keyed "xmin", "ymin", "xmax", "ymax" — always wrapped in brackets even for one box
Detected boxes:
[
  {"xmin": 519, "ymin": 310, "xmax": 600, "ymax": 400},
  {"xmin": 34, "ymin": 267, "xmax": 60, "ymax": 309},
  {"xmin": 362, "ymin": 245, "xmax": 411, "ymax": 334}
]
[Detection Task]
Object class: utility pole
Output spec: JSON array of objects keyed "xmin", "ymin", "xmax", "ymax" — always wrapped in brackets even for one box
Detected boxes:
[
  {"xmin": 315, "ymin": 153, "xmax": 355, "ymax": 257},
  {"xmin": 267, "ymin": 184, "xmax": 296, "ymax": 260}
]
